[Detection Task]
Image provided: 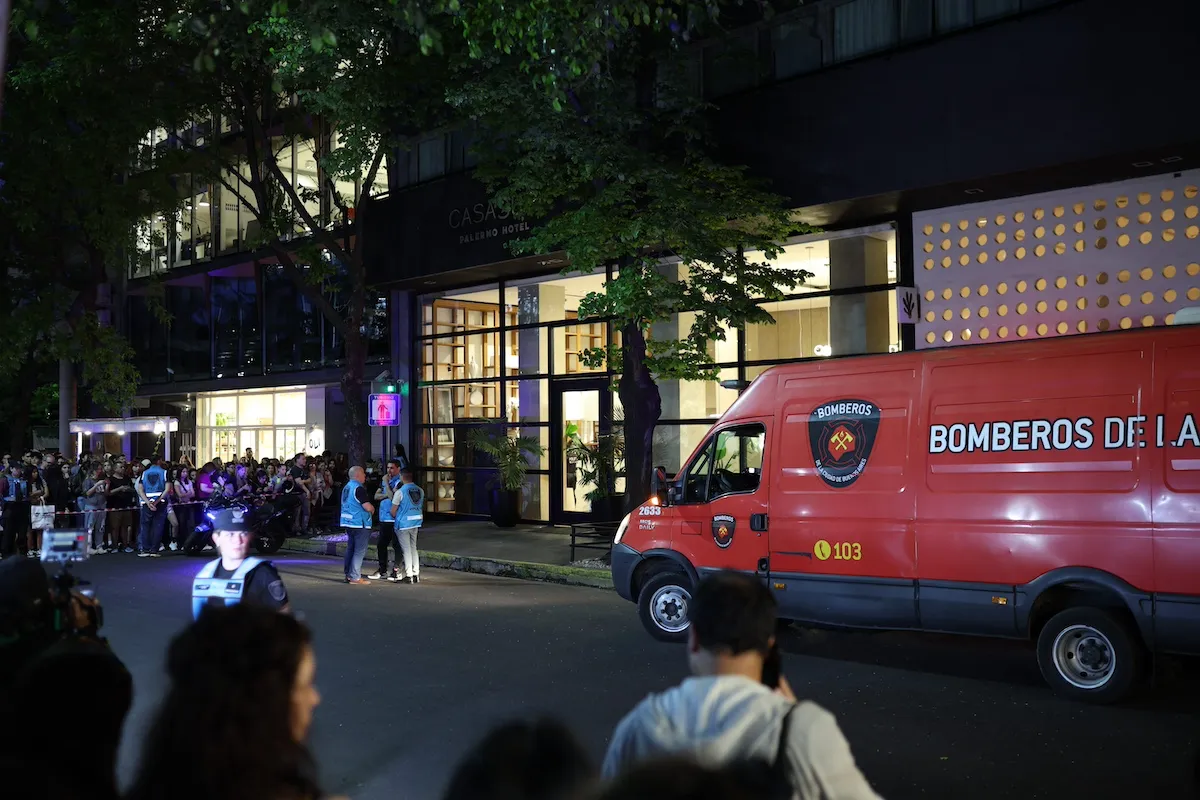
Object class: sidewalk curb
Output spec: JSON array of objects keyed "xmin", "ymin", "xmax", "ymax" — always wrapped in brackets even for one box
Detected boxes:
[{"xmin": 281, "ymin": 537, "xmax": 614, "ymax": 590}]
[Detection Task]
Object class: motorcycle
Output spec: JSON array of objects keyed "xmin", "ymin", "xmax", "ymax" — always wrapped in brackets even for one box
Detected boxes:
[{"xmin": 184, "ymin": 492, "xmax": 297, "ymax": 556}]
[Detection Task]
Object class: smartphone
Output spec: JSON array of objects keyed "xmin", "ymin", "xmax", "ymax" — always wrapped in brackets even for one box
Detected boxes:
[{"xmin": 761, "ymin": 642, "xmax": 782, "ymax": 689}]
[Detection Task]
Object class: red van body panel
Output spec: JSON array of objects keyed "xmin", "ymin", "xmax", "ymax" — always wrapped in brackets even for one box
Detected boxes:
[{"xmin": 613, "ymin": 326, "xmax": 1200, "ymax": 655}]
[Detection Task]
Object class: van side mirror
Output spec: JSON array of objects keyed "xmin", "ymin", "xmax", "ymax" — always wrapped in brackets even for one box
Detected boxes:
[{"xmin": 651, "ymin": 466, "xmax": 670, "ymax": 506}]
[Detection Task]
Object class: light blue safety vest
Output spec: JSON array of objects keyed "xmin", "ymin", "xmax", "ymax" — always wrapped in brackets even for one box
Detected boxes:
[
  {"xmin": 191, "ymin": 557, "xmax": 266, "ymax": 620},
  {"xmin": 377, "ymin": 475, "xmax": 402, "ymax": 523},
  {"xmin": 4, "ymin": 476, "xmax": 27, "ymax": 503},
  {"xmin": 340, "ymin": 479, "xmax": 372, "ymax": 529},
  {"xmin": 141, "ymin": 465, "xmax": 168, "ymax": 503},
  {"xmin": 394, "ymin": 483, "xmax": 424, "ymax": 528}
]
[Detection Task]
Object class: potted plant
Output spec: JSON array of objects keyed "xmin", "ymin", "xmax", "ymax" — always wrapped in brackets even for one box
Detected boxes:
[
  {"xmin": 466, "ymin": 428, "xmax": 546, "ymax": 527},
  {"xmin": 564, "ymin": 429, "xmax": 626, "ymax": 520}
]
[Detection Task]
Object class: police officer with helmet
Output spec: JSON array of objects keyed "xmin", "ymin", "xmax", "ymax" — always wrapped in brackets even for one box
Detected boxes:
[{"xmin": 191, "ymin": 504, "xmax": 290, "ymax": 619}]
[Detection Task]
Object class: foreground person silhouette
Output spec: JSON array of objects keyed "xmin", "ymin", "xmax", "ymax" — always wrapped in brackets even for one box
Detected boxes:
[{"xmin": 125, "ymin": 604, "xmax": 341, "ymax": 800}]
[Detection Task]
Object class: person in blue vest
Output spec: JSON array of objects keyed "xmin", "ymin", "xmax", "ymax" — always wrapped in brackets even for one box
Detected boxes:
[
  {"xmin": 1, "ymin": 464, "xmax": 29, "ymax": 558},
  {"xmin": 392, "ymin": 468, "xmax": 425, "ymax": 584},
  {"xmin": 340, "ymin": 465, "xmax": 376, "ymax": 585},
  {"xmin": 369, "ymin": 459, "xmax": 405, "ymax": 582},
  {"xmin": 191, "ymin": 504, "xmax": 290, "ymax": 619},
  {"xmin": 136, "ymin": 456, "xmax": 170, "ymax": 558}
]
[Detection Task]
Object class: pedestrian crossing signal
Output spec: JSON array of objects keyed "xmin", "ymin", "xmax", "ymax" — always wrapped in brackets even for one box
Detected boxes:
[{"xmin": 368, "ymin": 393, "xmax": 400, "ymax": 427}]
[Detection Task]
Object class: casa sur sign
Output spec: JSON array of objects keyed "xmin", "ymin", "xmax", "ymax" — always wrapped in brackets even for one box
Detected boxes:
[{"xmin": 447, "ymin": 201, "xmax": 530, "ymax": 245}]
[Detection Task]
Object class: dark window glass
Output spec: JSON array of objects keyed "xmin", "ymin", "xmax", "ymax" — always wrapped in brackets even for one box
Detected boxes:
[
  {"xmin": 834, "ymin": 0, "xmax": 899, "ymax": 61},
  {"xmin": 128, "ymin": 296, "xmax": 170, "ymax": 384},
  {"xmin": 418, "ymin": 136, "xmax": 446, "ymax": 182},
  {"xmin": 211, "ymin": 277, "xmax": 261, "ymax": 378},
  {"xmin": 935, "ymin": 0, "xmax": 973, "ymax": 32},
  {"xmin": 167, "ymin": 284, "xmax": 210, "ymax": 381},
  {"xmin": 392, "ymin": 150, "xmax": 410, "ymax": 191},
  {"xmin": 703, "ymin": 30, "xmax": 759, "ymax": 97},
  {"xmin": 264, "ymin": 266, "xmax": 300, "ymax": 372},
  {"xmin": 900, "ymin": 0, "xmax": 933, "ymax": 41},
  {"xmin": 975, "ymin": 0, "xmax": 1020, "ymax": 22},
  {"xmin": 363, "ymin": 292, "xmax": 390, "ymax": 364},
  {"xmin": 773, "ymin": 16, "xmax": 823, "ymax": 79}
]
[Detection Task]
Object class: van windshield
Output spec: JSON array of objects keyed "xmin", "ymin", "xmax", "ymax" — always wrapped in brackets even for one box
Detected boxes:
[{"xmin": 681, "ymin": 424, "xmax": 766, "ymax": 503}]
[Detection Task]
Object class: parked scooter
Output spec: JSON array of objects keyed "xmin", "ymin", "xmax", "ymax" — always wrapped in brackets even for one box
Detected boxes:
[{"xmin": 185, "ymin": 492, "xmax": 296, "ymax": 556}]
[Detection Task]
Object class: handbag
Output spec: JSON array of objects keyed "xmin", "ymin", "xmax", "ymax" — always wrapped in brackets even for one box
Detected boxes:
[{"xmin": 31, "ymin": 502, "xmax": 56, "ymax": 531}]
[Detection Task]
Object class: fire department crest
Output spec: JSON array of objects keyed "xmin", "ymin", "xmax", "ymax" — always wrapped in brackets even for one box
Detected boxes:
[
  {"xmin": 808, "ymin": 399, "xmax": 881, "ymax": 489},
  {"xmin": 712, "ymin": 515, "xmax": 735, "ymax": 549}
]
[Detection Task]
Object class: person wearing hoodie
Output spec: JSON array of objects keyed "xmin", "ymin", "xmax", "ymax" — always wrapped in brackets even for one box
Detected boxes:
[{"xmin": 601, "ymin": 571, "xmax": 882, "ymax": 800}]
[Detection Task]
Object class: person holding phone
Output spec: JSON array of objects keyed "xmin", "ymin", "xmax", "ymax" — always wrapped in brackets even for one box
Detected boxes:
[{"xmin": 602, "ymin": 571, "xmax": 881, "ymax": 800}]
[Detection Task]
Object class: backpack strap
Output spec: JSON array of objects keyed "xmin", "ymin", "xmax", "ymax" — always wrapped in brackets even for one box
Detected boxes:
[{"xmin": 772, "ymin": 703, "xmax": 799, "ymax": 783}]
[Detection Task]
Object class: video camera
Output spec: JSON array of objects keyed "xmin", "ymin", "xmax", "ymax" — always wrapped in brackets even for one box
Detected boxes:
[{"xmin": 40, "ymin": 529, "xmax": 104, "ymax": 640}]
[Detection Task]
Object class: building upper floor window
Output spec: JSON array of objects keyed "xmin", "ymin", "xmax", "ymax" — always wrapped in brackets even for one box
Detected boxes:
[{"xmin": 703, "ymin": 0, "xmax": 1068, "ymax": 97}]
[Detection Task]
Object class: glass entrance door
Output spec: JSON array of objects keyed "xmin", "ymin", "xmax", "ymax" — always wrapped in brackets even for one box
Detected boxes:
[{"xmin": 551, "ymin": 378, "xmax": 618, "ymax": 524}]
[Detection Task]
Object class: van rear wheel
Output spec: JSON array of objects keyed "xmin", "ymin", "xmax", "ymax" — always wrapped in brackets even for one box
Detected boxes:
[
  {"xmin": 638, "ymin": 571, "xmax": 693, "ymax": 643},
  {"xmin": 1035, "ymin": 607, "xmax": 1145, "ymax": 704}
]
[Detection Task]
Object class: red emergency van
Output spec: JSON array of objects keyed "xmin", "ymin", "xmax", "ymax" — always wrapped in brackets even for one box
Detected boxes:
[{"xmin": 610, "ymin": 325, "xmax": 1200, "ymax": 702}]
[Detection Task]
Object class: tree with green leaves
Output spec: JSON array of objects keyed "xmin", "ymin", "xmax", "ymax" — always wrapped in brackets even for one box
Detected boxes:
[
  {"xmin": 1, "ymin": 0, "xmax": 185, "ymax": 452},
  {"xmin": 447, "ymin": 1, "xmax": 813, "ymax": 511},
  {"xmin": 165, "ymin": 0, "xmax": 467, "ymax": 465}
]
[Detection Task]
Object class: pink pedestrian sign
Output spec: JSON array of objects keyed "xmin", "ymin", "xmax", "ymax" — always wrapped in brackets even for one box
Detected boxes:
[{"xmin": 368, "ymin": 393, "xmax": 400, "ymax": 426}]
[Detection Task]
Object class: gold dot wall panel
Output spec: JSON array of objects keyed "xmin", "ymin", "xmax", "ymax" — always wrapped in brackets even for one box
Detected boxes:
[{"xmin": 912, "ymin": 169, "xmax": 1200, "ymax": 348}]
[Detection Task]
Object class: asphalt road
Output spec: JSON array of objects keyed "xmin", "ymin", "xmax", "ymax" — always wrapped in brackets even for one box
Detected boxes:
[{"xmin": 63, "ymin": 552, "xmax": 1199, "ymax": 800}]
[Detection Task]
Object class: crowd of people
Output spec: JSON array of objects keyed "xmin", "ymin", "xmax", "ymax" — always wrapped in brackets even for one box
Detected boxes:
[{"xmin": 0, "ymin": 448, "xmax": 351, "ymax": 559}]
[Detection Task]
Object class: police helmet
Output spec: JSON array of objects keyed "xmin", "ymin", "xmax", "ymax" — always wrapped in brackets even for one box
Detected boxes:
[{"xmin": 209, "ymin": 504, "xmax": 253, "ymax": 533}]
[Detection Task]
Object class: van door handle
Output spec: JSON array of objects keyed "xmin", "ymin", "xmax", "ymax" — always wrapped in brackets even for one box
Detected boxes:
[{"xmin": 757, "ymin": 558, "xmax": 769, "ymax": 573}]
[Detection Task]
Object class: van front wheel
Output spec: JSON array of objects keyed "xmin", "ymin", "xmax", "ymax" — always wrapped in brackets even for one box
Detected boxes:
[
  {"xmin": 638, "ymin": 572, "xmax": 693, "ymax": 643},
  {"xmin": 1035, "ymin": 607, "xmax": 1144, "ymax": 704}
]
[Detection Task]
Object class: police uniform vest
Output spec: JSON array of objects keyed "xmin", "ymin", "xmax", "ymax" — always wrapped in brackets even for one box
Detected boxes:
[
  {"xmin": 377, "ymin": 475, "xmax": 402, "ymax": 523},
  {"xmin": 141, "ymin": 465, "xmax": 168, "ymax": 502},
  {"xmin": 340, "ymin": 479, "xmax": 372, "ymax": 529},
  {"xmin": 191, "ymin": 556, "xmax": 266, "ymax": 620},
  {"xmin": 394, "ymin": 483, "xmax": 425, "ymax": 528}
]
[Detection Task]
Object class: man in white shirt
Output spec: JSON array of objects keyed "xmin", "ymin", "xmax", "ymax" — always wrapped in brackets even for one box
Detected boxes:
[{"xmin": 602, "ymin": 571, "xmax": 882, "ymax": 800}]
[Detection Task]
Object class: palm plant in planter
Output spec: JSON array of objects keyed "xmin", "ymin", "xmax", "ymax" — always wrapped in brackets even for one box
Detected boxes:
[
  {"xmin": 465, "ymin": 428, "xmax": 546, "ymax": 528},
  {"xmin": 564, "ymin": 427, "xmax": 626, "ymax": 520}
]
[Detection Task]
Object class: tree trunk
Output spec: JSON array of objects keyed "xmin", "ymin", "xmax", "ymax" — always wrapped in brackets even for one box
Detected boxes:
[
  {"xmin": 619, "ymin": 321, "xmax": 661, "ymax": 513},
  {"xmin": 341, "ymin": 328, "xmax": 368, "ymax": 468}
]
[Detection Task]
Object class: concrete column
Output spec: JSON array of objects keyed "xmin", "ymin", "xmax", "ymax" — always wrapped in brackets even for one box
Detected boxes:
[
  {"xmin": 829, "ymin": 236, "xmax": 891, "ymax": 357},
  {"xmin": 58, "ymin": 359, "xmax": 76, "ymax": 457}
]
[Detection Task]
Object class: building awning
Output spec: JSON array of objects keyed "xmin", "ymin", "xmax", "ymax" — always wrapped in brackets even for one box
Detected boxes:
[{"xmin": 69, "ymin": 417, "xmax": 179, "ymax": 435}]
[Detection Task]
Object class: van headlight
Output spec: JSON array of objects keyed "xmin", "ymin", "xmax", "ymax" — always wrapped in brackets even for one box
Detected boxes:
[{"xmin": 613, "ymin": 513, "xmax": 631, "ymax": 545}]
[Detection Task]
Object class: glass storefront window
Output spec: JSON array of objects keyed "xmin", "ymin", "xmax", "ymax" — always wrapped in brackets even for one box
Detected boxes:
[
  {"xmin": 239, "ymin": 393, "xmax": 274, "ymax": 426},
  {"xmin": 206, "ymin": 395, "xmax": 238, "ymax": 427},
  {"xmin": 503, "ymin": 271, "xmax": 610, "ymax": 326},
  {"xmin": 509, "ymin": 379, "xmax": 549, "ymax": 424},
  {"xmin": 508, "ymin": 326, "xmax": 548, "ymax": 377},
  {"xmin": 745, "ymin": 296, "xmax": 831, "ymax": 361},
  {"xmin": 658, "ymin": 367, "xmax": 741, "ymax": 421},
  {"xmin": 421, "ymin": 285, "xmax": 501, "ymax": 336},
  {"xmin": 414, "ymin": 223, "xmax": 900, "ymax": 521},
  {"xmin": 653, "ymin": 424, "xmax": 714, "ymax": 476},
  {"xmin": 419, "ymin": 382, "xmax": 502, "ymax": 424},
  {"xmin": 274, "ymin": 392, "xmax": 306, "ymax": 425},
  {"xmin": 196, "ymin": 387, "xmax": 318, "ymax": 465}
]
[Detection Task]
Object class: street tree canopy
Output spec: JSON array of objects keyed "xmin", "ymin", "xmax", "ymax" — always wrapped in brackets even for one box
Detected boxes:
[
  {"xmin": 1, "ymin": 0, "xmax": 185, "ymax": 450},
  {"xmin": 164, "ymin": 0, "xmax": 467, "ymax": 464},
  {"xmin": 448, "ymin": 1, "xmax": 814, "ymax": 508}
]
